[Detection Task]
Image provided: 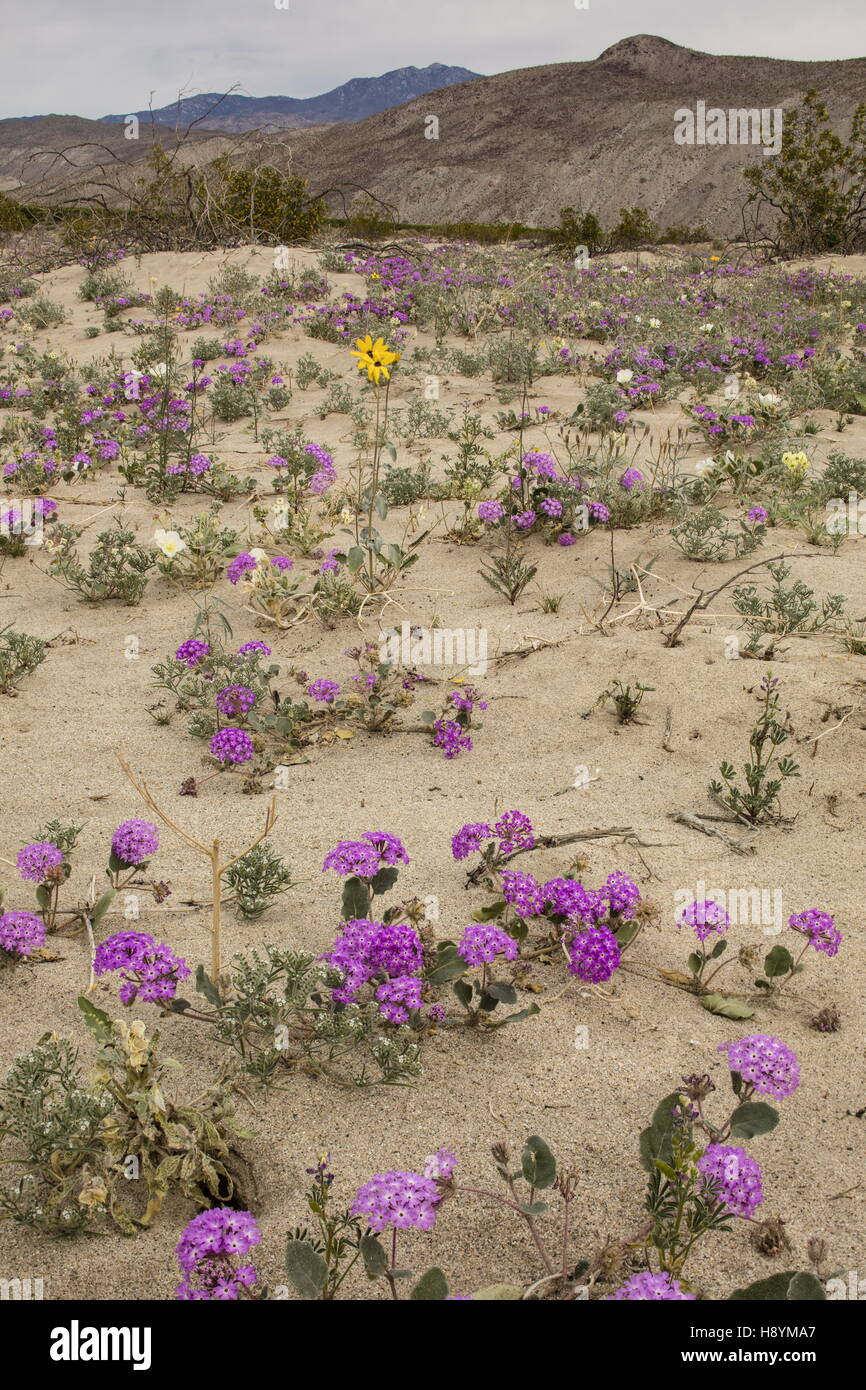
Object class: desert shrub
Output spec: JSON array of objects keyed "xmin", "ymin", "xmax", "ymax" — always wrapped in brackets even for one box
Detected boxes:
[
  {"xmin": 16, "ymin": 296, "xmax": 65, "ymax": 329},
  {"xmin": 743, "ymin": 90, "xmax": 866, "ymax": 256},
  {"xmin": 552, "ymin": 206, "xmax": 604, "ymax": 256},
  {"xmin": 609, "ymin": 206, "xmax": 657, "ymax": 249}
]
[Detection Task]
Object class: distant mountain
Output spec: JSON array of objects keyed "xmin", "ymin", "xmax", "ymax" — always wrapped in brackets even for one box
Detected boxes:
[{"xmin": 99, "ymin": 64, "xmax": 482, "ymax": 133}]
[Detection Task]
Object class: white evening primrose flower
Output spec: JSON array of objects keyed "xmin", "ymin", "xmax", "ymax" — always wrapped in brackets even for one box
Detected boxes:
[
  {"xmin": 703, "ymin": 322, "xmax": 714, "ymax": 333},
  {"xmin": 694, "ymin": 458, "xmax": 715, "ymax": 475},
  {"xmin": 758, "ymin": 391, "xmax": 781, "ymax": 407},
  {"xmin": 648, "ymin": 317, "xmax": 661, "ymax": 328},
  {"xmin": 153, "ymin": 528, "xmax": 186, "ymax": 558},
  {"xmin": 616, "ymin": 368, "xmax": 634, "ymax": 384}
]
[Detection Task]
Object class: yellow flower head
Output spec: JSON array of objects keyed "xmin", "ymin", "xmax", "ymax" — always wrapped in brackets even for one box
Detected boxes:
[
  {"xmin": 350, "ymin": 334, "xmax": 400, "ymax": 385},
  {"xmin": 782, "ymin": 451, "xmax": 809, "ymax": 475},
  {"xmin": 710, "ymin": 255, "xmax": 720, "ymax": 262}
]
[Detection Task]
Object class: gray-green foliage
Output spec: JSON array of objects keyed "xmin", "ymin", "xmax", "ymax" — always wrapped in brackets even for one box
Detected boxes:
[{"xmin": 225, "ymin": 841, "xmax": 296, "ymax": 919}]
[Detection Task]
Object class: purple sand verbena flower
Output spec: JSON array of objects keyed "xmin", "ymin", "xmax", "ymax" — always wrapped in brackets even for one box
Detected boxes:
[
  {"xmin": 0, "ymin": 910, "xmax": 46, "ymax": 956},
  {"xmin": 457, "ymin": 922, "xmax": 519, "ymax": 966},
  {"xmin": 501, "ymin": 870, "xmax": 544, "ymax": 917},
  {"xmin": 568, "ymin": 925, "xmax": 621, "ymax": 983},
  {"xmin": 697, "ymin": 1143, "xmax": 763, "ymax": 1219},
  {"xmin": 493, "ymin": 810, "xmax": 534, "ymax": 854},
  {"xmin": 216, "ymin": 685, "xmax": 256, "ymax": 717},
  {"xmin": 175, "ymin": 639, "xmax": 210, "ymax": 666},
  {"xmin": 608, "ymin": 1272, "xmax": 695, "ymax": 1301},
  {"xmin": 210, "ymin": 728, "xmax": 254, "ymax": 764},
  {"xmin": 718, "ymin": 1035, "xmax": 800, "ymax": 1100},
  {"xmin": 17, "ymin": 841, "xmax": 63, "ymax": 882},
  {"xmin": 451, "ymin": 822, "xmax": 492, "ymax": 860},
  {"xmin": 307, "ymin": 678, "xmax": 341, "ymax": 703},
  {"xmin": 175, "ymin": 1208, "xmax": 261, "ymax": 1301},
  {"xmin": 678, "ymin": 898, "xmax": 731, "ymax": 942},
  {"xmin": 351, "ymin": 1170, "xmax": 442, "ymax": 1233},
  {"xmin": 788, "ymin": 908, "xmax": 842, "ymax": 956},
  {"xmin": 93, "ymin": 931, "xmax": 190, "ymax": 1004},
  {"xmin": 112, "ymin": 819, "xmax": 159, "ymax": 866}
]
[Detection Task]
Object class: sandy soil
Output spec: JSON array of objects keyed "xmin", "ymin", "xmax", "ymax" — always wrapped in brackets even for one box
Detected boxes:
[{"xmin": 0, "ymin": 243, "xmax": 863, "ymax": 1301}]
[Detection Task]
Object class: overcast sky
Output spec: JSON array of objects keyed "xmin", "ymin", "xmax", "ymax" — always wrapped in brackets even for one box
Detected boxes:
[{"xmin": 3, "ymin": 0, "xmax": 865, "ymax": 119}]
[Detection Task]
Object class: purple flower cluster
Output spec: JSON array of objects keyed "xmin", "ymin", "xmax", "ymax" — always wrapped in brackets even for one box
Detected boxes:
[
  {"xmin": 493, "ymin": 810, "xmax": 535, "ymax": 855},
  {"xmin": 322, "ymin": 831, "xmax": 408, "ymax": 880},
  {"xmin": 237, "ymin": 641, "xmax": 271, "ymax": 657},
  {"xmin": 175, "ymin": 1209, "xmax": 261, "ymax": 1300},
  {"xmin": 210, "ymin": 728, "xmax": 254, "ymax": 764},
  {"xmin": 17, "ymin": 841, "xmax": 63, "ymax": 882},
  {"xmin": 324, "ymin": 918, "xmax": 423, "ymax": 1005},
  {"xmin": 608, "ymin": 1272, "xmax": 695, "ymax": 1301},
  {"xmin": 478, "ymin": 499, "xmax": 505, "ymax": 522},
  {"xmin": 111, "ymin": 819, "xmax": 159, "ymax": 867},
  {"xmin": 718, "ymin": 1035, "xmax": 800, "ymax": 1100},
  {"xmin": 351, "ymin": 1169, "xmax": 442, "ymax": 1233},
  {"xmin": 697, "ymin": 1143, "xmax": 763, "ymax": 1219},
  {"xmin": 175, "ymin": 639, "xmax": 210, "ymax": 666},
  {"xmin": 375, "ymin": 974, "xmax": 424, "ymax": 1023},
  {"xmin": 308, "ymin": 678, "xmax": 341, "ymax": 703},
  {"xmin": 215, "ymin": 685, "xmax": 256, "ymax": 717},
  {"xmin": 542, "ymin": 878, "xmax": 604, "ymax": 924},
  {"xmin": 567, "ymin": 924, "xmax": 621, "ymax": 983},
  {"xmin": 600, "ymin": 870, "xmax": 641, "ymax": 917},
  {"xmin": 92, "ymin": 931, "xmax": 190, "ymax": 1004},
  {"xmin": 501, "ymin": 870, "xmax": 544, "ymax": 918},
  {"xmin": 457, "ymin": 923, "xmax": 519, "ymax": 966},
  {"xmin": 451, "ymin": 822, "xmax": 493, "ymax": 860},
  {"xmin": 227, "ymin": 552, "xmax": 259, "ymax": 585},
  {"xmin": 788, "ymin": 908, "xmax": 842, "ymax": 956},
  {"xmin": 678, "ymin": 898, "xmax": 731, "ymax": 942},
  {"xmin": 0, "ymin": 910, "xmax": 46, "ymax": 957},
  {"xmin": 433, "ymin": 718, "xmax": 472, "ymax": 758}
]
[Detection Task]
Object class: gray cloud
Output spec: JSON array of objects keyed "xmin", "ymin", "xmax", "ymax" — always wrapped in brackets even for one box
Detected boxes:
[{"xmin": 2, "ymin": 0, "xmax": 865, "ymax": 119}]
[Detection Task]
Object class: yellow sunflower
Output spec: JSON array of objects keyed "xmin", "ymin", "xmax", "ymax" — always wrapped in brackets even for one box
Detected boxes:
[{"xmin": 350, "ymin": 334, "xmax": 400, "ymax": 385}]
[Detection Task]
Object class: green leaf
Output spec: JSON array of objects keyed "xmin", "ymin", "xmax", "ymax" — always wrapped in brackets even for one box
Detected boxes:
[
  {"xmin": 195, "ymin": 964, "xmax": 222, "ymax": 1008},
  {"xmin": 346, "ymin": 546, "xmax": 366, "ymax": 573},
  {"xmin": 427, "ymin": 949, "xmax": 468, "ymax": 985},
  {"xmin": 729, "ymin": 1101, "xmax": 779, "ymax": 1140},
  {"xmin": 284, "ymin": 1239, "xmax": 328, "ymax": 1299},
  {"xmin": 374, "ymin": 492, "xmax": 389, "ymax": 520},
  {"xmin": 729, "ymin": 1271, "xmax": 825, "ymax": 1301},
  {"xmin": 518, "ymin": 1201, "xmax": 549, "ymax": 1216},
  {"xmin": 35, "ymin": 884, "xmax": 52, "ymax": 910},
  {"xmin": 485, "ymin": 981, "xmax": 517, "ymax": 1005},
  {"xmin": 341, "ymin": 876, "xmax": 370, "ymax": 921},
  {"xmin": 471, "ymin": 901, "xmax": 506, "ymax": 923},
  {"xmin": 77, "ymin": 995, "xmax": 114, "ymax": 1045},
  {"xmin": 687, "ymin": 952, "xmax": 702, "ymax": 975},
  {"xmin": 488, "ymin": 1003, "xmax": 540, "ymax": 1028},
  {"xmin": 700, "ymin": 993, "xmax": 754, "ymax": 1020},
  {"xmin": 360, "ymin": 1233, "xmax": 388, "ymax": 1278},
  {"xmin": 410, "ymin": 1266, "xmax": 448, "ymax": 1300},
  {"xmin": 90, "ymin": 889, "xmax": 116, "ymax": 927},
  {"xmin": 654, "ymin": 1160, "xmax": 678, "ymax": 1181},
  {"xmin": 521, "ymin": 1135, "xmax": 556, "ymax": 1190},
  {"xmin": 471, "ymin": 1283, "xmax": 524, "ymax": 1300},
  {"xmin": 638, "ymin": 1091, "xmax": 681, "ymax": 1172},
  {"xmin": 787, "ymin": 1272, "xmax": 827, "ymax": 1300},
  {"xmin": 369, "ymin": 866, "xmax": 398, "ymax": 898},
  {"xmin": 613, "ymin": 921, "xmax": 640, "ymax": 948},
  {"xmin": 710, "ymin": 938, "xmax": 728, "ymax": 959},
  {"xmin": 763, "ymin": 944, "xmax": 794, "ymax": 978},
  {"xmin": 419, "ymin": 710, "xmax": 436, "ymax": 725},
  {"xmin": 452, "ymin": 978, "xmax": 473, "ymax": 1009}
]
